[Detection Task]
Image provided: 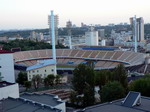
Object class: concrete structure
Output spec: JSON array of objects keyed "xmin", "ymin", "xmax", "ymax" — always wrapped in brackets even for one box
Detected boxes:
[
  {"xmin": 21, "ymin": 93, "xmax": 66, "ymax": 112},
  {"xmin": 98, "ymin": 29, "xmax": 105, "ymax": 39},
  {"xmin": 48, "ymin": 13, "xmax": 59, "ymax": 45},
  {"xmin": 0, "ymin": 50, "xmax": 15, "ymax": 83},
  {"xmin": 26, "ymin": 59, "xmax": 56, "ymax": 81},
  {"xmin": 85, "ymin": 27, "xmax": 98, "ymax": 46},
  {"xmin": 130, "ymin": 17, "xmax": 144, "ymax": 41},
  {"xmin": 0, "ymin": 81, "xmax": 19, "ymax": 100},
  {"xmin": 66, "ymin": 20, "xmax": 72, "ymax": 49},
  {"xmin": 29, "ymin": 31, "xmax": 44, "ymax": 41}
]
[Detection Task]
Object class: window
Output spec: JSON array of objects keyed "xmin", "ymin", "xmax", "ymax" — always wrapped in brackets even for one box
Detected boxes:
[
  {"xmin": 51, "ymin": 69, "xmax": 54, "ymax": 72},
  {"xmin": 0, "ymin": 66, "xmax": 1, "ymax": 68},
  {"xmin": 32, "ymin": 70, "xmax": 35, "ymax": 73},
  {"xmin": 37, "ymin": 70, "xmax": 39, "ymax": 72},
  {"xmin": 45, "ymin": 70, "xmax": 46, "ymax": 72}
]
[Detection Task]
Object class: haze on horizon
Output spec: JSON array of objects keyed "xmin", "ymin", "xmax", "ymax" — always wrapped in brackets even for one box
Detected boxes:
[{"xmin": 0, "ymin": 0, "xmax": 150, "ymax": 30}]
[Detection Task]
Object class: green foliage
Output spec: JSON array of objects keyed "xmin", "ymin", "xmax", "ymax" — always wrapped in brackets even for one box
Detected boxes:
[
  {"xmin": 55, "ymin": 74, "xmax": 61, "ymax": 85},
  {"xmin": 0, "ymin": 39, "xmax": 67, "ymax": 51},
  {"xmin": 95, "ymin": 70, "xmax": 113, "ymax": 88},
  {"xmin": 72, "ymin": 64, "xmax": 95, "ymax": 94},
  {"xmin": 32, "ymin": 75, "xmax": 42, "ymax": 90},
  {"xmin": 129, "ymin": 77, "xmax": 150, "ymax": 97},
  {"xmin": 100, "ymin": 81, "xmax": 125, "ymax": 102},
  {"xmin": 24, "ymin": 81, "xmax": 31, "ymax": 91},
  {"xmin": 45, "ymin": 74, "xmax": 55, "ymax": 86},
  {"xmin": 71, "ymin": 64, "xmax": 95, "ymax": 107},
  {"xmin": 113, "ymin": 64, "xmax": 128, "ymax": 89},
  {"xmin": 16, "ymin": 72, "xmax": 27, "ymax": 85}
]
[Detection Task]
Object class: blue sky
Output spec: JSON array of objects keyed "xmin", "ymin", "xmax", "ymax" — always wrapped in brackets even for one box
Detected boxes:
[{"xmin": 0, "ymin": 0, "xmax": 150, "ymax": 29}]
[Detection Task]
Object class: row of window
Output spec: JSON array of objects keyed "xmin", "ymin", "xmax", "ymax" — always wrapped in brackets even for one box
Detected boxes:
[{"xmin": 29, "ymin": 69, "xmax": 54, "ymax": 73}]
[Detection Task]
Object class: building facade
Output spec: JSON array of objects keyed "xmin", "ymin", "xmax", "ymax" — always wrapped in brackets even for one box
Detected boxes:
[
  {"xmin": 0, "ymin": 50, "xmax": 15, "ymax": 83},
  {"xmin": 26, "ymin": 59, "xmax": 56, "ymax": 81}
]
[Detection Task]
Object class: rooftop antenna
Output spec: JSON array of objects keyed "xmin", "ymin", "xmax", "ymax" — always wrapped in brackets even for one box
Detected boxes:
[
  {"xmin": 50, "ymin": 10, "xmax": 57, "ymax": 74},
  {"xmin": 134, "ymin": 15, "xmax": 137, "ymax": 52}
]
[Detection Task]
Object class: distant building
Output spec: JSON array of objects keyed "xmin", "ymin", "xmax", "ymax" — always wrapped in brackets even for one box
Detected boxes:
[
  {"xmin": 0, "ymin": 81, "xmax": 19, "ymax": 100},
  {"xmin": 26, "ymin": 59, "xmax": 56, "ymax": 81},
  {"xmin": 85, "ymin": 27, "xmax": 98, "ymax": 46},
  {"xmin": 48, "ymin": 14, "xmax": 59, "ymax": 45},
  {"xmin": 0, "ymin": 50, "xmax": 15, "ymax": 83},
  {"xmin": 29, "ymin": 31, "xmax": 44, "ymax": 41},
  {"xmin": 98, "ymin": 29, "xmax": 105, "ymax": 39},
  {"xmin": 130, "ymin": 17, "xmax": 144, "ymax": 41}
]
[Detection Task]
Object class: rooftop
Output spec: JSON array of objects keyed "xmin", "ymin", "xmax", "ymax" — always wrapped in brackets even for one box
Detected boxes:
[
  {"xmin": 26, "ymin": 59, "xmax": 56, "ymax": 71},
  {"xmin": 78, "ymin": 93, "xmax": 150, "ymax": 112},
  {"xmin": 0, "ymin": 97, "xmax": 61, "ymax": 112},
  {"xmin": 0, "ymin": 50, "xmax": 13, "ymax": 54},
  {"xmin": 20, "ymin": 93, "xmax": 63, "ymax": 107}
]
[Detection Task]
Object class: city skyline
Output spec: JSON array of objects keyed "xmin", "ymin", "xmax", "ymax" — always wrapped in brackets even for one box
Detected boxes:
[{"xmin": 0, "ymin": 0, "xmax": 150, "ymax": 30}]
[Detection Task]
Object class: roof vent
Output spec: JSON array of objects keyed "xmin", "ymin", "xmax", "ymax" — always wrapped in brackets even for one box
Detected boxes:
[{"xmin": 122, "ymin": 91, "xmax": 141, "ymax": 107}]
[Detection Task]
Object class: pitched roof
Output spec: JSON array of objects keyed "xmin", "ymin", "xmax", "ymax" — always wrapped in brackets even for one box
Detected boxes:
[{"xmin": 26, "ymin": 59, "xmax": 56, "ymax": 71}]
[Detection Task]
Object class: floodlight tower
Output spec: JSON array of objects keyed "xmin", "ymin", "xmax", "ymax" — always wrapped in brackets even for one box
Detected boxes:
[
  {"xmin": 134, "ymin": 15, "xmax": 137, "ymax": 52},
  {"xmin": 50, "ymin": 10, "xmax": 57, "ymax": 74}
]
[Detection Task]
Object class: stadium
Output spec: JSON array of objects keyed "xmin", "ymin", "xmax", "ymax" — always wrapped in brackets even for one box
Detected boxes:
[{"xmin": 13, "ymin": 49, "xmax": 145, "ymax": 73}]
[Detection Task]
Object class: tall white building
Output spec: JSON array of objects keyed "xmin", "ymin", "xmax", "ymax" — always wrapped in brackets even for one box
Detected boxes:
[
  {"xmin": 85, "ymin": 27, "xmax": 99, "ymax": 46},
  {"xmin": 130, "ymin": 17, "xmax": 144, "ymax": 41},
  {"xmin": 48, "ymin": 15, "xmax": 59, "ymax": 45},
  {"xmin": 0, "ymin": 50, "xmax": 15, "ymax": 83}
]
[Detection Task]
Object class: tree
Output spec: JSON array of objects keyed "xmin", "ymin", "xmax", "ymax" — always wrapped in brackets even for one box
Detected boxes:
[
  {"xmin": 72, "ymin": 64, "xmax": 95, "ymax": 94},
  {"xmin": 24, "ymin": 81, "xmax": 31, "ymax": 91},
  {"xmin": 47, "ymin": 74, "xmax": 55, "ymax": 86},
  {"xmin": 16, "ymin": 72, "xmax": 27, "ymax": 85},
  {"xmin": 113, "ymin": 64, "xmax": 128, "ymax": 89},
  {"xmin": 95, "ymin": 70, "xmax": 113, "ymax": 88},
  {"xmin": 100, "ymin": 81, "xmax": 125, "ymax": 102},
  {"xmin": 129, "ymin": 77, "xmax": 150, "ymax": 97},
  {"xmin": 44, "ymin": 77, "xmax": 49, "ymax": 88},
  {"xmin": 55, "ymin": 74, "xmax": 61, "ymax": 85},
  {"xmin": 32, "ymin": 75, "xmax": 42, "ymax": 90},
  {"xmin": 71, "ymin": 64, "xmax": 95, "ymax": 107}
]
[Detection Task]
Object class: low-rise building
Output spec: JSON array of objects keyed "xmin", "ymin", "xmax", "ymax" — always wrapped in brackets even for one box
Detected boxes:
[
  {"xmin": 0, "ymin": 81, "xmax": 19, "ymax": 100},
  {"xmin": 26, "ymin": 59, "xmax": 56, "ymax": 81},
  {"xmin": 0, "ymin": 50, "xmax": 15, "ymax": 83}
]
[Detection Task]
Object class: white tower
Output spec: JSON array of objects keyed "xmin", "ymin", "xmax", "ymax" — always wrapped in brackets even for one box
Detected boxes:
[
  {"xmin": 134, "ymin": 15, "xmax": 137, "ymax": 52},
  {"xmin": 50, "ymin": 10, "xmax": 57, "ymax": 75}
]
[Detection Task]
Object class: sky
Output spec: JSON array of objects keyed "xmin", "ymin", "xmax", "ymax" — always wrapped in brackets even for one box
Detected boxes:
[{"xmin": 0, "ymin": 0, "xmax": 150, "ymax": 30}]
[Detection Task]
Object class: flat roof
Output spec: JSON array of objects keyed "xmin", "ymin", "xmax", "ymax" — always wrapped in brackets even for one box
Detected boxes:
[
  {"xmin": 79, "ymin": 96, "xmax": 150, "ymax": 112},
  {"xmin": 20, "ymin": 93, "xmax": 63, "ymax": 107},
  {"xmin": 1, "ymin": 97, "xmax": 61, "ymax": 112}
]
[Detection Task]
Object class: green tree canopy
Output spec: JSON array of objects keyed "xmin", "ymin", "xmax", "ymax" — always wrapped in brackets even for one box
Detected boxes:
[
  {"xmin": 16, "ymin": 72, "xmax": 27, "ymax": 85},
  {"xmin": 24, "ymin": 81, "xmax": 31, "ymax": 91},
  {"xmin": 129, "ymin": 77, "xmax": 150, "ymax": 97},
  {"xmin": 113, "ymin": 64, "xmax": 128, "ymax": 89},
  {"xmin": 100, "ymin": 81, "xmax": 125, "ymax": 102},
  {"xmin": 32, "ymin": 75, "xmax": 42, "ymax": 90}
]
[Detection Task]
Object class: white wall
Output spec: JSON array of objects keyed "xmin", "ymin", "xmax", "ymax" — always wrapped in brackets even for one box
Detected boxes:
[
  {"xmin": 0, "ymin": 53, "xmax": 15, "ymax": 83},
  {"xmin": 0, "ymin": 83, "xmax": 19, "ymax": 100},
  {"xmin": 27, "ymin": 65, "xmax": 56, "ymax": 81},
  {"xmin": 55, "ymin": 102, "xmax": 66, "ymax": 112},
  {"xmin": 85, "ymin": 31, "xmax": 98, "ymax": 46}
]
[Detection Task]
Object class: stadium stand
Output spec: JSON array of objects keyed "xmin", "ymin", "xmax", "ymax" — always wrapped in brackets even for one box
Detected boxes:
[{"xmin": 13, "ymin": 49, "xmax": 145, "ymax": 69}]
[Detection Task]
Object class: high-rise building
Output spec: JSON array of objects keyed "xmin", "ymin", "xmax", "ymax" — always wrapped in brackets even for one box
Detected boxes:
[
  {"xmin": 48, "ymin": 15, "xmax": 59, "ymax": 45},
  {"xmin": 98, "ymin": 29, "xmax": 105, "ymax": 39},
  {"xmin": 85, "ymin": 27, "xmax": 98, "ymax": 46},
  {"xmin": 130, "ymin": 17, "xmax": 144, "ymax": 41}
]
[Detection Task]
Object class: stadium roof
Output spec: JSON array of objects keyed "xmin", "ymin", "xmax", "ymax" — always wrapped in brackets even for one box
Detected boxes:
[{"xmin": 26, "ymin": 59, "xmax": 56, "ymax": 71}]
